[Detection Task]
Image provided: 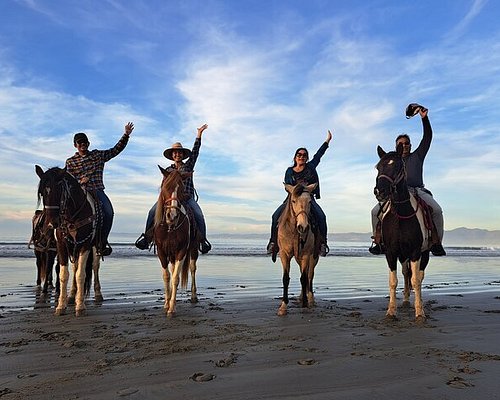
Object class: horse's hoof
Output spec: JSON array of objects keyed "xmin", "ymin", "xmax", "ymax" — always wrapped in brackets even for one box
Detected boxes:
[
  {"xmin": 190, "ymin": 297, "xmax": 199, "ymax": 304},
  {"xmin": 415, "ymin": 315, "xmax": 426, "ymax": 324},
  {"xmin": 68, "ymin": 297, "xmax": 75, "ymax": 305},
  {"xmin": 277, "ymin": 307, "xmax": 287, "ymax": 316},
  {"xmin": 401, "ymin": 300, "xmax": 411, "ymax": 308},
  {"xmin": 384, "ymin": 314, "xmax": 398, "ymax": 322},
  {"xmin": 95, "ymin": 294, "xmax": 104, "ymax": 303},
  {"xmin": 167, "ymin": 311, "xmax": 175, "ymax": 318},
  {"xmin": 75, "ymin": 309, "xmax": 87, "ymax": 317},
  {"xmin": 55, "ymin": 308, "xmax": 65, "ymax": 316}
]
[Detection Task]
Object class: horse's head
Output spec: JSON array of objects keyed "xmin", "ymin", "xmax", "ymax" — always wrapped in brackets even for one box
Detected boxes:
[
  {"xmin": 157, "ymin": 166, "xmax": 189, "ymax": 227},
  {"xmin": 374, "ymin": 144, "xmax": 406, "ymax": 202},
  {"xmin": 285, "ymin": 182, "xmax": 317, "ymax": 235},
  {"xmin": 35, "ymin": 165, "xmax": 72, "ymax": 229}
]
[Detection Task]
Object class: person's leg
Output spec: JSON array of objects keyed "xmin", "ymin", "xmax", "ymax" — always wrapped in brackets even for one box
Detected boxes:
[
  {"xmin": 187, "ymin": 199, "xmax": 210, "ymax": 253},
  {"xmin": 267, "ymin": 202, "xmax": 285, "ymax": 255},
  {"xmin": 369, "ymin": 203, "xmax": 383, "ymax": 255},
  {"xmin": 416, "ymin": 189, "xmax": 445, "ymax": 256},
  {"xmin": 96, "ymin": 190, "xmax": 114, "ymax": 255},
  {"xmin": 311, "ymin": 201, "xmax": 329, "ymax": 256},
  {"xmin": 135, "ymin": 202, "xmax": 157, "ymax": 250}
]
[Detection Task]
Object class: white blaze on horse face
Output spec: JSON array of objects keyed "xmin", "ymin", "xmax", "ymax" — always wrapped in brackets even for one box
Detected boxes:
[{"xmin": 166, "ymin": 187, "xmax": 179, "ymax": 224}]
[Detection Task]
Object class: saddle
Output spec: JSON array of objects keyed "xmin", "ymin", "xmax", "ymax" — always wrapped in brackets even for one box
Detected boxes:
[{"xmin": 375, "ymin": 193, "xmax": 437, "ymax": 246}]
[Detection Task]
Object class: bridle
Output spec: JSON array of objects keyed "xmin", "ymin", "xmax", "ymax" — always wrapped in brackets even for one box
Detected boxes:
[
  {"xmin": 376, "ymin": 157, "xmax": 418, "ymax": 219},
  {"xmin": 161, "ymin": 188, "xmax": 188, "ymax": 232}
]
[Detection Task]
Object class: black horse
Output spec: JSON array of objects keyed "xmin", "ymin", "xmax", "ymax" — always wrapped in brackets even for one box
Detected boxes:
[
  {"xmin": 374, "ymin": 144, "xmax": 430, "ymax": 322},
  {"xmin": 29, "ymin": 210, "xmax": 60, "ymax": 294},
  {"xmin": 36, "ymin": 165, "xmax": 102, "ymax": 316}
]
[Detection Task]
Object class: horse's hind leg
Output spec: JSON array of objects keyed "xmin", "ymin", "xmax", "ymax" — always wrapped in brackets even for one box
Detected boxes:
[
  {"xmin": 75, "ymin": 252, "xmax": 89, "ymax": 317},
  {"xmin": 68, "ymin": 263, "xmax": 77, "ymax": 305},
  {"xmin": 92, "ymin": 248, "xmax": 103, "ymax": 303},
  {"xmin": 402, "ymin": 260, "xmax": 411, "ymax": 307},
  {"xmin": 189, "ymin": 258, "xmax": 198, "ymax": 304}
]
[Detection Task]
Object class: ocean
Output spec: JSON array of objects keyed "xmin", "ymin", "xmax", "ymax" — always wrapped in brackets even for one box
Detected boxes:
[{"xmin": 1, "ymin": 233, "xmax": 499, "ymax": 314}]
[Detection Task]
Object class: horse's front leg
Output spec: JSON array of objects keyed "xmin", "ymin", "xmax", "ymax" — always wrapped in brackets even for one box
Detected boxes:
[
  {"xmin": 55, "ymin": 263, "xmax": 69, "ymax": 315},
  {"xmin": 75, "ymin": 251, "xmax": 89, "ymax": 317},
  {"xmin": 68, "ymin": 262, "xmax": 78, "ymax": 305},
  {"xmin": 189, "ymin": 257, "xmax": 198, "ymax": 304},
  {"xmin": 167, "ymin": 258, "xmax": 184, "ymax": 317},
  {"xmin": 306, "ymin": 259, "xmax": 316, "ymax": 308},
  {"xmin": 278, "ymin": 254, "xmax": 291, "ymax": 316},
  {"xmin": 411, "ymin": 259, "xmax": 426, "ymax": 322},
  {"xmin": 92, "ymin": 247, "xmax": 103, "ymax": 303},
  {"xmin": 386, "ymin": 270, "xmax": 398, "ymax": 319}
]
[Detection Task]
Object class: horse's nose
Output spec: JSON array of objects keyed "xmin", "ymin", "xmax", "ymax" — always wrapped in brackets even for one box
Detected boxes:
[{"xmin": 297, "ymin": 223, "xmax": 308, "ymax": 234}]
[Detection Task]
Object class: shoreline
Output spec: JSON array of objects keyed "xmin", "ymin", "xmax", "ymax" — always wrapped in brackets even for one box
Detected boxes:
[{"xmin": 1, "ymin": 291, "xmax": 500, "ymax": 399}]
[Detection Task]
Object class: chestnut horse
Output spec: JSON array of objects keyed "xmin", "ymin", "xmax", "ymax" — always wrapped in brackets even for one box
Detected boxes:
[
  {"xmin": 374, "ymin": 145, "xmax": 430, "ymax": 322},
  {"xmin": 276, "ymin": 183, "xmax": 319, "ymax": 316},
  {"xmin": 29, "ymin": 210, "xmax": 60, "ymax": 294},
  {"xmin": 36, "ymin": 165, "xmax": 102, "ymax": 316},
  {"xmin": 154, "ymin": 167, "xmax": 200, "ymax": 316}
]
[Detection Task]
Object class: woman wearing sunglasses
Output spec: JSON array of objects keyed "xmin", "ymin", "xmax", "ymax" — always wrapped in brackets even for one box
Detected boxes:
[{"xmin": 267, "ymin": 130, "xmax": 333, "ymax": 261}]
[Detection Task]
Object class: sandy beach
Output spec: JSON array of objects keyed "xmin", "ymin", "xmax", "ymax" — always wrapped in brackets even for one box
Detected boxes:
[{"xmin": 1, "ymin": 275, "xmax": 500, "ymax": 399}]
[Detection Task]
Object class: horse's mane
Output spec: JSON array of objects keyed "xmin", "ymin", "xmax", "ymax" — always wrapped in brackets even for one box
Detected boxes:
[
  {"xmin": 154, "ymin": 169, "xmax": 188, "ymax": 226},
  {"xmin": 37, "ymin": 167, "xmax": 78, "ymax": 207}
]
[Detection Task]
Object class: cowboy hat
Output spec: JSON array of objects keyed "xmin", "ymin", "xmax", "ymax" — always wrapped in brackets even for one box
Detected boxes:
[{"xmin": 163, "ymin": 142, "xmax": 192, "ymax": 160}]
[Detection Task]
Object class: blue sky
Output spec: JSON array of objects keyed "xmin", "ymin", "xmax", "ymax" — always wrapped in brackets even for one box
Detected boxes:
[{"xmin": 1, "ymin": 0, "xmax": 499, "ymax": 240}]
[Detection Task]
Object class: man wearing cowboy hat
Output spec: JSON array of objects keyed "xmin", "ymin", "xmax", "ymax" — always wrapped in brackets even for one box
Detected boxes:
[{"xmin": 135, "ymin": 123, "xmax": 211, "ymax": 254}]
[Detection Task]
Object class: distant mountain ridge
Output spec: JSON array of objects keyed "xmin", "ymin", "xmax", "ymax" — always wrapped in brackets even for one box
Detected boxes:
[{"xmin": 331, "ymin": 227, "xmax": 500, "ymax": 247}]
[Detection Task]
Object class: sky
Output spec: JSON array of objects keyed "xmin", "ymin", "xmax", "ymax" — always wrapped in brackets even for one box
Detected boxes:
[{"xmin": 1, "ymin": 0, "xmax": 499, "ymax": 241}]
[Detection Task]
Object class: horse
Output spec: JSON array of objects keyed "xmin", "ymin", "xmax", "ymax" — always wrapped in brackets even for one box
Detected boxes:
[
  {"xmin": 29, "ymin": 210, "xmax": 60, "ymax": 294},
  {"xmin": 154, "ymin": 167, "xmax": 200, "ymax": 316},
  {"xmin": 276, "ymin": 183, "xmax": 320, "ymax": 316},
  {"xmin": 374, "ymin": 145, "xmax": 431, "ymax": 322},
  {"xmin": 35, "ymin": 165, "xmax": 102, "ymax": 316}
]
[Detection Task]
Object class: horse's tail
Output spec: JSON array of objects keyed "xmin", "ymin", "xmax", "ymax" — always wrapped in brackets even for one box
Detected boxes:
[
  {"xmin": 84, "ymin": 249, "xmax": 93, "ymax": 297},
  {"xmin": 180, "ymin": 253, "xmax": 190, "ymax": 289}
]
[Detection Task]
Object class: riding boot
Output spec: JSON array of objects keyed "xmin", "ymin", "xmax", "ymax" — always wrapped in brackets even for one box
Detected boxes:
[
  {"xmin": 135, "ymin": 228, "xmax": 153, "ymax": 250},
  {"xmin": 429, "ymin": 223, "xmax": 446, "ymax": 256},
  {"xmin": 319, "ymin": 236, "xmax": 329, "ymax": 257},
  {"xmin": 266, "ymin": 231, "xmax": 279, "ymax": 263},
  {"xmin": 200, "ymin": 237, "xmax": 212, "ymax": 254},
  {"xmin": 368, "ymin": 221, "xmax": 385, "ymax": 255}
]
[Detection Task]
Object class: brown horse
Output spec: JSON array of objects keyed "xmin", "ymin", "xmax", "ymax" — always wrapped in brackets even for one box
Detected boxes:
[
  {"xmin": 36, "ymin": 165, "xmax": 102, "ymax": 316},
  {"xmin": 29, "ymin": 210, "xmax": 60, "ymax": 294},
  {"xmin": 374, "ymin": 145, "xmax": 430, "ymax": 322},
  {"xmin": 154, "ymin": 167, "xmax": 200, "ymax": 316},
  {"xmin": 276, "ymin": 183, "xmax": 319, "ymax": 316}
]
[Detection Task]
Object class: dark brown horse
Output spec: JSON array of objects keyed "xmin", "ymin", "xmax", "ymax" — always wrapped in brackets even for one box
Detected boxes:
[
  {"xmin": 276, "ymin": 183, "xmax": 319, "ymax": 316},
  {"xmin": 29, "ymin": 210, "xmax": 59, "ymax": 294},
  {"xmin": 36, "ymin": 165, "xmax": 102, "ymax": 316},
  {"xmin": 374, "ymin": 145, "xmax": 430, "ymax": 322},
  {"xmin": 154, "ymin": 167, "xmax": 200, "ymax": 316}
]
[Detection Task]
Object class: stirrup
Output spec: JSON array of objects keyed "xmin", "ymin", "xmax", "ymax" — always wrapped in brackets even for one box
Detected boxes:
[
  {"xmin": 135, "ymin": 233, "xmax": 150, "ymax": 250},
  {"xmin": 200, "ymin": 239, "xmax": 212, "ymax": 254}
]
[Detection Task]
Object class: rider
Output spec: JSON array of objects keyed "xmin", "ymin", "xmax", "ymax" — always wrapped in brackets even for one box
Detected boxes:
[
  {"xmin": 135, "ymin": 124, "xmax": 211, "ymax": 254},
  {"xmin": 65, "ymin": 122, "xmax": 134, "ymax": 256},
  {"xmin": 369, "ymin": 104, "xmax": 446, "ymax": 256},
  {"xmin": 267, "ymin": 130, "xmax": 333, "ymax": 260}
]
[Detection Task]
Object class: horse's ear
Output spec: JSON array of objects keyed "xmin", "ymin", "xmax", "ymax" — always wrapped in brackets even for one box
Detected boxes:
[
  {"xmin": 305, "ymin": 183, "xmax": 318, "ymax": 193},
  {"xmin": 377, "ymin": 145, "xmax": 386, "ymax": 159},
  {"xmin": 284, "ymin": 183, "xmax": 294, "ymax": 194},
  {"xmin": 158, "ymin": 165, "xmax": 167, "ymax": 176},
  {"xmin": 35, "ymin": 165, "xmax": 44, "ymax": 178}
]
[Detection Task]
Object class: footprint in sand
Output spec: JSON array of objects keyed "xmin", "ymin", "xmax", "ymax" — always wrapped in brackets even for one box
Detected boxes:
[
  {"xmin": 190, "ymin": 372, "xmax": 216, "ymax": 382},
  {"xmin": 446, "ymin": 376, "xmax": 474, "ymax": 388},
  {"xmin": 297, "ymin": 358, "xmax": 317, "ymax": 366}
]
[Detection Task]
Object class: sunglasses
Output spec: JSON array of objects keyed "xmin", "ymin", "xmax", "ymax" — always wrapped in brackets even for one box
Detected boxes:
[
  {"xmin": 296, "ymin": 152, "xmax": 308, "ymax": 158},
  {"xmin": 76, "ymin": 140, "xmax": 89, "ymax": 146}
]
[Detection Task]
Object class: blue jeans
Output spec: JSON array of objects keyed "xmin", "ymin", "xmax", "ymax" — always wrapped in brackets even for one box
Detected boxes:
[
  {"xmin": 145, "ymin": 199, "xmax": 207, "ymax": 237},
  {"xmin": 95, "ymin": 189, "xmax": 114, "ymax": 242}
]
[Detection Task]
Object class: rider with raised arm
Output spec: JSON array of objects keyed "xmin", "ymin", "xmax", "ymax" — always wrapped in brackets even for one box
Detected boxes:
[
  {"xmin": 135, "ymin": 124, "xmax": 211, "ymax": 254},
  {"xmin": 267, "ymin": 130, "xmax": 333, "ymax": 261},
  {"xmin": 65, "ymin": 122, "xmax": 134, "ymax": 256},
  {"xmin": 369, "ymin": 104, "xmax": 445, "ymax": 256}
]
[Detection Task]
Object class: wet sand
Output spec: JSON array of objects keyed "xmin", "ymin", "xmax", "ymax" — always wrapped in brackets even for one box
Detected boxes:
[{"xmin": 1, "ymin": 286, "xmax": 500, "ymax": 399}]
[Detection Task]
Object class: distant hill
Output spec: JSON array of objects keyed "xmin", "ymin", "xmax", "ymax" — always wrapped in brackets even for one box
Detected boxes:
[{"xmin": 331, "ymin": 228, "xmax": 500, "ymax": 247}]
